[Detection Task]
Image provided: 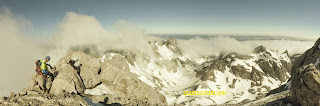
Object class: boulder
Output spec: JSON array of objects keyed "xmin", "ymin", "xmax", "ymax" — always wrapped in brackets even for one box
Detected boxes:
[
  {"xmin": 98, "ymin": 53, "xmax": 167, "ymax": 105},
  {"xmin": 50, "ymin": 65, "xmax": 85, "ymax": 94},
  {"xmin": 55, "ymin": 51, "xmax": 101, "ymax": 89},
  {"xmin": 9, "ymin": 92, "xmax": 15, "ymax": 98},
  {"xmin": 19, "ymin": 88, "xmax": 27, "ymax": 96},
  {"xmin": 0, "ymin": 97, "xmax": 6, "ymax": 103},
  {"xmin": 291, "ymin": 64, "xmax": 320, "ymax": 106},
  {"xmin": 23, "ymin": 73, "xmax": 52, "ymax": 94}
]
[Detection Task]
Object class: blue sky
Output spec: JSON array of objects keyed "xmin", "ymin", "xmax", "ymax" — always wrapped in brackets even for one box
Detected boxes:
[{"xmin": 1, "ymin": 0, "xmax": 320, "ymax": 37}]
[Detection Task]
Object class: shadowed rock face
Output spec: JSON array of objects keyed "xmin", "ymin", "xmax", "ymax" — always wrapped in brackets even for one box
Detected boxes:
[
  {"xmin": 290, "ymin": 38, "xmax": 320, "ymax": 106},
  {"xmin": 291, "ymin": 64, "xmax": 320, "ymax": 106}
]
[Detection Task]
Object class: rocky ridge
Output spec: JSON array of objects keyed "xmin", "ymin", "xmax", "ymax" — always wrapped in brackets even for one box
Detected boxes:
[{"xmin": 0, "ymin": 51, "xmax": 167, "ymax": 105}]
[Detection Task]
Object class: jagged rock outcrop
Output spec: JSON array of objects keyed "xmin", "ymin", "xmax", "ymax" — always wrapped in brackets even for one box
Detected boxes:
[
  {"xmin": 255, "ymin": 45, "xmax": 291, "ymax": 82},
  {"xmin": 290, "ymin": 38, "xmax": 320, "ymax": 106},
  {"xmin": 49, "ymin": 65, "xmax": 85, "ymax": 94},
  {"xmin": 291, "ymin": 64, "xmax": 320, "ymax": 106},
  {"xmin": 151, "ymin": 38, "xmax": 185, "ymax": 61},
  {"xmin": 164, "ymin": 38, "xmax": 183, "ymax": 55}
]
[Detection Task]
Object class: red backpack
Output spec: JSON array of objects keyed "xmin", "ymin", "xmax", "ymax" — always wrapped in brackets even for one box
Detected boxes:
[{"xmin": 35, "ymin": 60, "xmax": 42, "ymax": 75}]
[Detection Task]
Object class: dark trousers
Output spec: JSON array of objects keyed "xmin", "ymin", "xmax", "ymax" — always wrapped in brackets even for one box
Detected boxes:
[{"xmin": 42, "ymin": 74, "xmax": 47, "ymax": 91}]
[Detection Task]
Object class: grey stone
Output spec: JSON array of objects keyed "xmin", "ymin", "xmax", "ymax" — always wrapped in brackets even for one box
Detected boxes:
[
  {"xmin": 55, "ymin": 51, "xmax": 101, "ymax": 89},
  {"xmin": 10, "ymin": 92, "xmax": 15, "ymax": 98},
  {"xmin": 98, "ymin": 53, "xmax": 167, "ymax": 105},
  {"xmin": 291, "ymin": 64, "xmax": 320, "ymax": 106},
  {"xmin": 0, "ymin": 97, "xmax": 6, "ymax": 103},
  {"xmin": 50, "ymin": 65, "xmax": 85, "ymax": 95}
]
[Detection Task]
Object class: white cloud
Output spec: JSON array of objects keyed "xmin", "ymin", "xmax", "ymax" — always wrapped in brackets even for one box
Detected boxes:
[
  {"xmin": 177, "ymin": 36, "xmax": 314, "ymax": 59},
  {"xmin": 0, "ymin": 8, "xmax": 45, "ymax": 96}
]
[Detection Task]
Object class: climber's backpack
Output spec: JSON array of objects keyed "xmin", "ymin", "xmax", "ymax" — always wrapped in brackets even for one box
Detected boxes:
[{"xmin": 35, "ymin": 60, "xmax": 42, "ymax": 75}]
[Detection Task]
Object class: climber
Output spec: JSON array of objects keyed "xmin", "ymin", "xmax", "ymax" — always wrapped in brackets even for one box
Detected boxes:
[
  {"xmin": 40, "ymin": 56, "xmax": 53, "ymax": 93},
  {"xmin": 68, "ymin": 58, "xmax": 82, "ymax": 75}
]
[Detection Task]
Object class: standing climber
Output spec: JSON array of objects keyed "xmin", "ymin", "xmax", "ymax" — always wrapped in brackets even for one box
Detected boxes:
[{"xmin": 40, "ymin": 56, "xmax": 53, "ymax": 93}]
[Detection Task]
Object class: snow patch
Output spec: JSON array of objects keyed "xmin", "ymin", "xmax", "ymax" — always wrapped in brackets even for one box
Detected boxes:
[
  {"xmin": 84, "ymin": 84, "xmax": 113, "ymax": 95},
  {"xmin": 285, "ymin": 81, "xmax": 291, "ymax": 89},
  {"xmin": 315, "ymin": 58, "xmax": 319, "ymax": 66},
  {"xmin": 72, "ymin": 57, "xmax": 81, "ymax": 67},
  {"xmin": 108, "ymin": 53, "xmax": 115, "ymax": 59},
  {"xmin": 99, "ymin": 55, "xmax": 106, "ymax": 63},
  {"xmin": 157, "ymin": 45, "xmax": 174, "ymax": 60},
  {"xmin": 196, "ymin": 58, "xmax": 206, "ymax": 64}
]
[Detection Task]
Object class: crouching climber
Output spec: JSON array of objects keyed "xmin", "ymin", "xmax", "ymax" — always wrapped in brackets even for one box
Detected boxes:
[{"xmin": 68, "ymin": 58, "xmax": 82, "ymax": 75}]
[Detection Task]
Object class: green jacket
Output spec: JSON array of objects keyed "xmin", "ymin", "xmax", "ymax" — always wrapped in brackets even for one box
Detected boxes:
[{"xmin": 40, "ymin": 59, "xmax": 48, "ymax": 71}]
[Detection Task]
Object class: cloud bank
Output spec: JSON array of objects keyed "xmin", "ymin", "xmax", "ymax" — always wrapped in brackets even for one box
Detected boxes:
[
  {"xmin": 0, "ymin": 8, "xmax": 44, "ymax": 96},
  {"xmin": 177, "ymin": 36, "xmax": 314, "ymax": 59}
]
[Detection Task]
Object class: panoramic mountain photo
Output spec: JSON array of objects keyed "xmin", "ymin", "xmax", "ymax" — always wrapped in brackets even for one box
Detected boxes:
[{"xmin": 0, "ymin": 0, "xmax": 319, "ymax": 106}]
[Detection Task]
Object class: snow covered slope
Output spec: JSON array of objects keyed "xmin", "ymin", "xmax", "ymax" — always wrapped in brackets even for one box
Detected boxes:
[{"xmin": 119, "ymin": 38, "xmax": 292, "ymax": 105}]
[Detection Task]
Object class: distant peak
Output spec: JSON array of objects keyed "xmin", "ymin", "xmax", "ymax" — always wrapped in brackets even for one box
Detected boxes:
[
  {"xmin": 165, "ymin": 38, "xmax": 177, "ymax": 46},
  {"xmin": 254, "ymin": 45, "xmax": 268, "ymax": 53},
  {"xmin": 315, "ymin": 37, "xmax": 320, "ymax": 49}
]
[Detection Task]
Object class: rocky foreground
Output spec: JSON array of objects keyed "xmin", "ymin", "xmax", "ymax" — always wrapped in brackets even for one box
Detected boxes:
[{"xmin": 0, "ymin": 51, "xmax": 167, "ymax": 105}]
